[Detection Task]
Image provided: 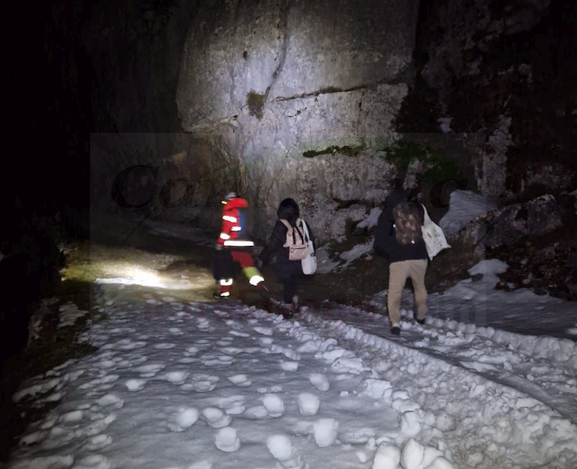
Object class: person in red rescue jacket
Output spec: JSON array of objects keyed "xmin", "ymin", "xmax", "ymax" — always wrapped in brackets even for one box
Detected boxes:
[{"xmin": 213, "ymin": 192, "xmax": 265, "ymax": 298}]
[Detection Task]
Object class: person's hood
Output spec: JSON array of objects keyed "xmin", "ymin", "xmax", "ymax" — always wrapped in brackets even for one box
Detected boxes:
[{"xmin": 385, "ymin": 189, "xmax": 409, "ymax": 208}]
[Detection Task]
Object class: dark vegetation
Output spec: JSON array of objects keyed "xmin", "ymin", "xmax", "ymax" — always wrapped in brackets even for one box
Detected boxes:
[
  {"xmin": 246, "ymin": 91, "xmax": 267, "ymax": 119},
  {"xmin": 303, "ymin": 145, "xmax": 365, "ymax": 158}
]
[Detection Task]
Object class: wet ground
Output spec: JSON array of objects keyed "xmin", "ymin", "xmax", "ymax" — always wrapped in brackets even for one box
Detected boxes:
[
  {"xmin": 66, "ymin": 211, "xmax": 577, "ymax": 341},
  {"xmin": 63, "ymin": 211, "xmax": 394, "ymax": 313}
]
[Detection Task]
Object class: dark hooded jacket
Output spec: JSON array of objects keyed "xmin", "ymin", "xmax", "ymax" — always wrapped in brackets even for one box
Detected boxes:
[
  {"xmin": 259, "ymin": 198, "xmax": 314, "ymax": 278},
  {"xmin": 373, "ymin": 189, "xmax": 428, "ymax": 263}
]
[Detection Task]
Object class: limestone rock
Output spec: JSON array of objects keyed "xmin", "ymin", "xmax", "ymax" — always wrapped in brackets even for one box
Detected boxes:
[{"xmin": 485, "ymin": 195, "xmax": 563, "ymax": 248}]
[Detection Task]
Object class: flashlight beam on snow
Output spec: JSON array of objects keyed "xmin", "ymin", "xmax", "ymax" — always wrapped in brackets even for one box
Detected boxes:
[{"xmin": 95, "ymin": 265, "xmax": 196, "ymax": 290}]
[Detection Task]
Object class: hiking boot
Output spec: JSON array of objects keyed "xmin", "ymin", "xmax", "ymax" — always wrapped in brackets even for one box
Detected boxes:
[
  {"xmin": 413, "ymin": 312, "xmax": 426, "ymax": 325},
  {"xmin": 213, "ymin": 292, "xmax": 231, "ymax": 300},
  {"xmin": 391, "ymin": 325, "xmax": 401, "ymax": 336},
  {"xmin": 291, "ymin": 295, "xmax": 299, "ymax": 316},
  {"xmin": 281, "ymin": 303, "xmax": 293, "ymax": 319}
]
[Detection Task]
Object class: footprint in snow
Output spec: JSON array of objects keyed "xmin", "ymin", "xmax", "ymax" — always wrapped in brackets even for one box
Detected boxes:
[
  {"xmin": 19, "ymin": 431, "xmax": 46, "ymax": 446},
  {"xmin": 79, "ymin": 375, "xmax": 120, "ymax": 391},
  {"xmin": 60, "ymin": 410, "xmax": 84, "ymax": 424},
  {"xmin": 162, "ymin": 371, "xmax": 189, "ymax": 385},
  {"xmin": 202, "ymin": 407, "xmax": 232, "ymax": 428},
  {"xmin": 96, "ymin": 394, "xmax": 124, "ymax": 410},
  {"xmin": 227, "ymin": 374, "xmax": 252, "ymax": 387},
  {"xmin": 169, "ymin": 327, "xmax": 183, "ymax": 335},
  {"xmin": 125, "ymin": 379, "xmax": 147, "ymax": 391},
  {"xmin": 97, "ymin": 360, "xmax": 117, "ymax": 370},
  {"xmin": 339, "ymin": 427, "xmax": 376, "ymax": 445},
  {"xmin": 297, "ymin": 393, "xmax": 320, "ymax": 416},
  {"xmin": 73, "ymin": 454, "xmax": 111, "ymax": 469},
  {"xmin": 83, "ymin": 434, "xmax": 113, "ymax": 450},
  {"xmin": 244, "ymin": 405, "xmax": 268, "ymax": 419},
  {"xmin": 258, "ymin": 385, "xmax": 283, "ymax": 393},
  {"xmin": 224, "ymin": 320, "xmax": 243, "ymax": 330},
  {"xmin": 123, "ymin": 340, "xmax": 147, "ymax": 350},
  {"xmin": 168, "ymin": 407, "xmax": 199, "ymax": 432},
  {"xmin": 219, "ymin": 347, "xmax": 243, "ymax": 355},
  {"xmin": 309, "ymin": 373, "xmax": 330, "ymax": 391},
  {"xmin": 134, "ymin": 363, "xmax": 166, "ymax": 377},
  {"xmin": 267, "ymin": 435, "xmax": 299, "ymax": 464},
  {"xmin": 258, "ymin": 337, "xmax": 274, "ymax": 346},
  {"xmin": 154, "ymin": 343, "xmax": 177, "ymax": 350},
  {"xmin": 201, "ymin": 354, "xmax": 234, "ymax": 367},
  {"xmin": 313, "ymin": 418, "xmax": 339, "ymax": 447},
  {"xmin": 178, "ymin": 358, "xmax": 198, "ymax": 365},
  {"xmin": 215, "ymin": 427, "xmax": 240, "ymax": 453},
  {"xmin": 182, "ymin": 375, "xmax": 219, "ymax": 392},
  {"xmin": 188, "ymin": 461, "xmax": 212, "ymax": 469},
  {"xmin": 218, "ymin": 396, "xmax": 246, "ymax": 415},
  {"xmin": 229, "ymin": 330, "xmax": 250, "ymax": 337},
  {"xmin": 263, "ymin": 394, "xmax": 284, "ymax": 417},
  {"xmin": 185, "ymin": 346, "xmax": 200, "ymax": 356},
  {"xmin": 254, "ymin": 327, "xmax": 273, "ymax": 336},
  {"xmin": 280, "ymin": 361, "xmax": 299, "ymax": 372}
]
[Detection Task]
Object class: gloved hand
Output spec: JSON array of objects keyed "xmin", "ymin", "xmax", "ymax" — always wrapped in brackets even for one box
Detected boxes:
[{"xmin": 215, "ymin": 243, "xmax": 223, "ymax": 251}]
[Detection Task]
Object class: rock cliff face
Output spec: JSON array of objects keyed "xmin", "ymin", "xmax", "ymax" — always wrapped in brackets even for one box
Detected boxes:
[
  {"xmin": 397, "ymin": 0, "xmax": 576, "ymax": 203},
  {"xmin": 85, "ymin": 0, "xmax": 574, "ymax": 245},
  {"xmin": 174, "ymin": 0, "xmax": 418, "ymax": 241}
]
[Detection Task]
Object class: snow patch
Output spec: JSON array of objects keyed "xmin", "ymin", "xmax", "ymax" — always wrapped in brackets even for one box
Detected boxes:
[
  {"xmin": 357, "ymin": 207, "xmax": 382, "ymax": 230},
  {"xmin": 439, "ymin": 190, "xmax": 497, "ymax": 236},
  {"xmin": 58, "ymin": 302, "xmax": 88, "ymax": 328}
]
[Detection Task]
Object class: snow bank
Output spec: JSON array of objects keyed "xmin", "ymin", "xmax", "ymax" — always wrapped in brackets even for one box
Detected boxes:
[
  {"xmin": 298, "ymin": 309, "xmax": 577, "ymax": 469},
  {"xmin": 439, "ymin": 190, "xmax": 497, "ymax": 236},
  {"xmin": 357, "ymin": 207, "xmax": 382, "ymax": 230},
  {"xmin": 58, "ymin": 302, "xmax": 88, "ymax": 328},
  {"xmin": 340, "ymin": 244, "xmax": 373, "ymax": 263},
  {"xmin": 428, "ymin": 316, "xmax": 577, "ymax": 371}
]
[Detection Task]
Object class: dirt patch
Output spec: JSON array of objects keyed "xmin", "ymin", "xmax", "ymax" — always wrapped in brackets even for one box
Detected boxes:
[
  {"xmin": 489, "ymin": 221, "xmax": 577, "ymax": 301},
  {"xmin": 0, "ymin": 276, "xmax": 98, "ymax": 462}
]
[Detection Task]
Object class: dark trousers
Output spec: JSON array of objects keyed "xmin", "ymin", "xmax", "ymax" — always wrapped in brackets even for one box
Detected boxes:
[{"xmin": 282, "ymin": 275, "xmax": 296, "ymax": 304}]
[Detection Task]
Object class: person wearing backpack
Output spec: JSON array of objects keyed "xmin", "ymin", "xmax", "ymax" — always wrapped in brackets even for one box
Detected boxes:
[
  {"xmin": 373, "ymin": 178, "xmax": 429, "ymax": 335},
  {"xmin": 258, "ymin": 198, "xmax": 314, "ymax": 317},
  {"xmin": 213, "ymin": 192, "xmax": 265, "ymax": 299}
]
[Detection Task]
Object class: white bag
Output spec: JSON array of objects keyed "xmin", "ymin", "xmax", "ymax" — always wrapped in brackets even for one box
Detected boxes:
[
  {"xmin": 299, "ymin": 219, "xmax": 317, "ymax": 275},
  {"xmin": 421, "ymin": 205, "xmax": 451, "ymax": 260}
]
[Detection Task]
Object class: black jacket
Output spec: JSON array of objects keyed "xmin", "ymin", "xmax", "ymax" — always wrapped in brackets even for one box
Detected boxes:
[
  {"xmin": 374, "ymin": 189, "xmax": 428, "ymax": 263},
  {"xmin": 259, "ymin": 199, "xmax": 315, "ymax": 278}
]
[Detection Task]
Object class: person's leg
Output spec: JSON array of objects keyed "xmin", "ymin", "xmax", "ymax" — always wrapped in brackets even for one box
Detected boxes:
[
  {"xmin": 232, "ymin": 251, "xmax": 264, "ymax": 286},
  {"xmin": 408, "ymin": 259, "xmax": 428, "ymax": 321},
  {"xmin": 387, "ymin": 261, "xmax": 409, "ymax": 327},
  {"xmin": 214, "ymin": 249, "xmax": 234, "ymax": 298},
  {"xmin": 218, "ymin": 278, "xmax": 233, "ymax": 297},
  {"xmin": 282, "ymin": 275, "xmax": 296, "ymax": 305}
]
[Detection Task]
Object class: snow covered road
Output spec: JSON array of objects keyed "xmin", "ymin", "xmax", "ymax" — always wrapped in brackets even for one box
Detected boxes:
[{"xmin": 5, "ymin": 285, "xmax": 577, "ymax": 469}]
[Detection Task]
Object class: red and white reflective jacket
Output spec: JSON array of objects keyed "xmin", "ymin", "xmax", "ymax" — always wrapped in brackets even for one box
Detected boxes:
[{"xmin": 217, "ymin": 197, "xmax": 254, "ymax": 248}]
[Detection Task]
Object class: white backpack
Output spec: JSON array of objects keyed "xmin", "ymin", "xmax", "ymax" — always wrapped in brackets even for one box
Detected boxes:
[{"xmin": 279, "ymin": 219, "xmax": 309, "ymax": 261}]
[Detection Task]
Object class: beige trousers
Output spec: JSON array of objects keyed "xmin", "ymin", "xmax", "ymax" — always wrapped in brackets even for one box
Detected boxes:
[{"xmin": 387, "ymin": 259, "xmax": 428, "ymax": 325}]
